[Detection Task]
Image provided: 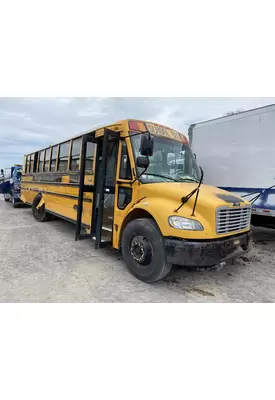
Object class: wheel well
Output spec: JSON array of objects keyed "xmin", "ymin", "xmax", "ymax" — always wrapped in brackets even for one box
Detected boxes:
[{"xmin": 119, "ymin": 208, "xmax": 157, "ymax": 248}]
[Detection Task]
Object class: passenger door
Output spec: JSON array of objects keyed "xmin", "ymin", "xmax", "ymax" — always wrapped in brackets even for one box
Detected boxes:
[
  {"xmin": 75, "ymin": 134, "xmax": 97, "ymax": 240},
  {"xmin": 92, "ymin": 130, "xmax": 119, "ymax": 248},
  {"xmin": 75, "ymin": 129, "xmax": 120, "ymax": 248}
]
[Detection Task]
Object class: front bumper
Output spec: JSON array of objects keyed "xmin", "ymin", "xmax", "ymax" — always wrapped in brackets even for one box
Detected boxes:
[{"xmin": 164, "ymin": 231, "xmax": 252, "ymax": 267}]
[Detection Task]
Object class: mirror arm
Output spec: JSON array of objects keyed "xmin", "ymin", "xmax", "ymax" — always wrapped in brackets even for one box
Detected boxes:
[
  {"xmin": 130, "ymin": 165, "xmax": 149, "ymax": 186},
  {"xmin": 124, "ymin": 131, "xmax": 145, "ymax": 139},
  {"xmin": 124, "ymin": 130, "xmax": 151, "ymax": 139}
]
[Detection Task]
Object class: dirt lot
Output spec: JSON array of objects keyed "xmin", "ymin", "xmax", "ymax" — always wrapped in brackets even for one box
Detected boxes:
[{"xmin": 0, "ymin": 198, "xmax": 275, "ymax": 302}]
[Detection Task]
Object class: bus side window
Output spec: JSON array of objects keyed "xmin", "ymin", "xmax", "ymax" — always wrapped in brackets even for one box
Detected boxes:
[
  {"xmin": 29, "ymin": 153, "xmax": 34, "ymax": 173},
  {"xmin": 25, "ymin": 155, "xmax": 30, "ymax": 173},
  {"xmin": 118, "ymin": 141, "xmax": 132, "ymax": 209},
  {"xmin": 71, "ymin": 139, "xmax": 81, "ymax": 171},
  {"xmin": 57, "ymin": 142, "xmax": 70, "ymax": 172},
  {"xmin": 105, "ymin": 142, "xmax": 117, "ymax": 186},
  {"xmin": 44, "ymin": 148, "xmax": 51, "ymax": 172},
  {"xmin": 38, "ymin": 150, "xmax": 45, "ymax": 172},
  {"xmin": 33, "ymin": 152, "xmax": 39, "ymax": 173},
  {"xmin": 85, "ymin": 142, "xmax": 95, "ymax": 172},
  {"xmin": 50, "ymin": 146, "xmax": 58, "ymax": 172},
  {"xmin": 118, "ymin": 187, "xmax": 132, "ymax": 210},
  {"xmin": 119, "ymin": 141, "xmax": 132, "ymax": 180}
]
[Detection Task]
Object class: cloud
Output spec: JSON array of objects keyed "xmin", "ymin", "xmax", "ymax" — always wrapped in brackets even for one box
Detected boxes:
[{"xmin": 0, "ymin": 97, "xmax": 275, "ymax": 167}]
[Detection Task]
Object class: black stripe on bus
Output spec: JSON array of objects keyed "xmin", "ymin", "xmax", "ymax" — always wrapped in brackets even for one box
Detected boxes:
[
  {"xmin": 22, "ymin": 180, "xmax": 80, "ymax": 187},
  {"xmin": 23, "ymin": 172, "xmax": 93, "ymax": 185},
  {"xmin": 23, "ymin": 188, "xmax": 93, "ymax": 202}
]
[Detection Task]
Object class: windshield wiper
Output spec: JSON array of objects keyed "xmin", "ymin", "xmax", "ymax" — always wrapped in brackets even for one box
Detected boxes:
[
  {"xmin": 174, "ymin": 167, "xmax": 204, "ymax": 216},
  {"xmin": 143, "ymin": 173, "xmax": 176, "ymax": 182},
  {"xmin": 176, "ymin": 177, "xmax": 199, "ymax": 183}
]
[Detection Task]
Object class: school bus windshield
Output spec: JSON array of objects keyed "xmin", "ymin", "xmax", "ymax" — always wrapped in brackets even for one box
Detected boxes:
[{"xmin": 131, "ymin": 134, "xmax": 200, "ymax": 183}]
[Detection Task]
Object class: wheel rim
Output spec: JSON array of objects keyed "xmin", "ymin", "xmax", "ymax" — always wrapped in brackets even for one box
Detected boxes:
[{"xmin": 130, "ymin": 235, "xmax": 153, "ymax": 266}]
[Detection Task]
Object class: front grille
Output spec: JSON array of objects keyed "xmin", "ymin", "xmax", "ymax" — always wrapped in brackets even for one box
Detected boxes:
[{"xmin": 216, "ymin": 206, "xmax": 252, "ymax": 234}]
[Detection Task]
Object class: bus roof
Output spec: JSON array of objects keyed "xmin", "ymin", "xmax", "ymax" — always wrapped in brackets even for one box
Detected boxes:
[{"xmin": 24, "ymin": 119, "xmax": 188, "ymax": 156}]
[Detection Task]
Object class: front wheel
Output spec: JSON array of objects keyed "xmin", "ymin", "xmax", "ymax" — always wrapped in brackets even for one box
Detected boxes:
[{"xmin": 121, "ymin": 218, "xmax": 172, "ymax": 283}]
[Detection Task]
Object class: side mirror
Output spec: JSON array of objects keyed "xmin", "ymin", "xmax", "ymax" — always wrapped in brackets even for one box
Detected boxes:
[
  {"xmin": 136, "ymin": 156, "xmax": 149, "ymax": 169},
  {"xmin": 140, "ymin": 133, "xmax": 154, "ymax": 156}
]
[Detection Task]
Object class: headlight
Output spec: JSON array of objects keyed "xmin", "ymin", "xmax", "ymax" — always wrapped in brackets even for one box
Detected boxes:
[{"xmin": 168, "ymin": 216, "xmax": 204, "ymax": 231}]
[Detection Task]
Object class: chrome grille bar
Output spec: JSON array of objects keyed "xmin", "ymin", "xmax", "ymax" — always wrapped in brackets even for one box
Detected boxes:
[{"xmin": 216, "ymin": 206, "xmax": 251, "ymax": 234}]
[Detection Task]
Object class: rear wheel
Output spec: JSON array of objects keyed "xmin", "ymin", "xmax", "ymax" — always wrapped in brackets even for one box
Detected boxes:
[
  {"xmin": 32, "ymin": 195, "xmax": 50, "ymax": 222},
  {"xmin": 121, "ymin": 218, "xmax": 172, "ymax": 283}
]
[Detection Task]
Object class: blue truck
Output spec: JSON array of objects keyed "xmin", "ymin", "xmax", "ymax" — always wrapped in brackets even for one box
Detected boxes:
[{"xmin": 0, "ymin": 164, "xmax": 23, "ymax": 208}]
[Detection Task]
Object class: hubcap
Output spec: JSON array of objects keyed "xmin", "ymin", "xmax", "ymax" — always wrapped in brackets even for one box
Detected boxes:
[{"xmin": 130, "ymin": 235, "xmax": 153, "ymax": 266}]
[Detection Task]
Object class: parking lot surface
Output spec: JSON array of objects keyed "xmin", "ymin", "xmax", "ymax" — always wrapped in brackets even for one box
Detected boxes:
[{"xmin": 0, "ymin": 198, "xmax": 275, "ymax": 302}]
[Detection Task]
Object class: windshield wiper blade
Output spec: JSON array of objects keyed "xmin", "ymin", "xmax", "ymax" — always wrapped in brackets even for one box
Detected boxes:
[
  {"xmin": 143, "ymin": 173, "xmax": 176, "ymax": 181},
  {"xmin": 177, "ymin": 177, "xmax": 199, "ymax": 183},
  {"xmin": 174, "ymin": 167, "xmax": 204, "ymax": 215}
]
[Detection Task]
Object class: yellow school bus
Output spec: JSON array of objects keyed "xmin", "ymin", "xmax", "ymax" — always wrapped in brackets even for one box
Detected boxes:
[{"xmin": 21, "ymin": 119, "xmax": 252, "ymax": 282}]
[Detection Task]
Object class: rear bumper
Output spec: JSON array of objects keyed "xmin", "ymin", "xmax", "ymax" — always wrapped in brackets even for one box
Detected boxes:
[{"xmin": 164, "ymin": 231, "xmax": 252, "ymax": 267}]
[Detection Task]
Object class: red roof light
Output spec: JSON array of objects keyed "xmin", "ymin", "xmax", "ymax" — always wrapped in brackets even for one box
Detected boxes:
[{"xmin": 129, "ymin": 121, "xmax": 143, "ymax": 131}]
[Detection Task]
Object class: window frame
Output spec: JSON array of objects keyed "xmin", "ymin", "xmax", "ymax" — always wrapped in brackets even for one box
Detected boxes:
[
  {"xmin": 117, "ymin": 186, "xmax": 132, "ymax": 210},
  {"xmin": 29, "ymin": 153, "xmax": 34, "ymax": 173},
  {"xmin": 57, "ymin": 141, "xmax": 70, "ymax": 172},
  {"xmin": 25, "ymin": 155, "xmax": 30, "ymax": 173},
  {"xmin": 37, "ymin": 150, "xmax": 45, "ymax": 173},
  {"xmin": 85, "ymin": 141, "xmax": 95, "ymax": 172},
  {"xmin": 119, "ymin": 140, "xmax": 132, "ymax": 181},
  {"xmin": 50, "ymin": 145, "xmax": 59, "ymax": 172},
  {"xmin": 44, "ymin": 148, "xmax": 51, "ymax": 172},
  {"xmin": 70, "ymin": 138, "xmax": 82, "ymax": 172}
]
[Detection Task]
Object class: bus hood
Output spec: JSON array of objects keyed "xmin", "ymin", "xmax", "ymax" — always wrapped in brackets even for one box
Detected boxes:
[{"xmin": 138, "ymin": 182, "xmax": 250, "ymax": 213}]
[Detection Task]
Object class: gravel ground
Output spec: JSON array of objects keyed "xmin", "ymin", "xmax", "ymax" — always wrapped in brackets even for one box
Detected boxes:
[{"xmin": 0, "ymin": 198, "xmax": 275, "ymax": 302}]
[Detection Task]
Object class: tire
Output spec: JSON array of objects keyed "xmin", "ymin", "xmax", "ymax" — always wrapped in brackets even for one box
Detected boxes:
[
  {"xmin": 121, "ymin": 218, "xmax": 172, "ymax": 283},
  {"xmin": 12, "ymin": 195, "xmax": 20, "ymax": 208},
  {"xmin": 4, "ymin": 198, "xmax": 10, "ymax": 202},
  {"xmin": 32, "ymin": 195, "xmax": 50, "ymax": 222}
]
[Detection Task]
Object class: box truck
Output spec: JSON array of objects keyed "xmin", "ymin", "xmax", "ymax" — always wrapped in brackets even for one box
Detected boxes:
[{"xmin": 188, "ymin": 104, "xmax": 275, "ymax": 229}]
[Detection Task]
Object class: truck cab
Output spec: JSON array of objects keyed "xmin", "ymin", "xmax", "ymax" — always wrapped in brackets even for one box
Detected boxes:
[{"xmin": 0, "ymin": 164, "xmax": 23, "ymax": 207}]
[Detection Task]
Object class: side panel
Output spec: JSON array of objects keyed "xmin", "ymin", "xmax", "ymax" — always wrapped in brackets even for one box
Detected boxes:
[
  {"xmin": 191, "ymin": 106, "xmax": 275, "ymax": 189},
  {"xmin": 21, "ymin": 173, "xmax": 93, "ymax": 227}
]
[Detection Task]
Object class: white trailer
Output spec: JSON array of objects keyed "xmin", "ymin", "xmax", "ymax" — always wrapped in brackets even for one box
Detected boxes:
[{"xmin": 189, "ymin": 104, "xmax": 275, "ymax": 229}]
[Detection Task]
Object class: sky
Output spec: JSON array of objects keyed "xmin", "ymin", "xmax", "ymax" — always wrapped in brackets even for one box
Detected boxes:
[{"xmin": 1, "ymin": 97, "xmax": 275, "ymax": 168}]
